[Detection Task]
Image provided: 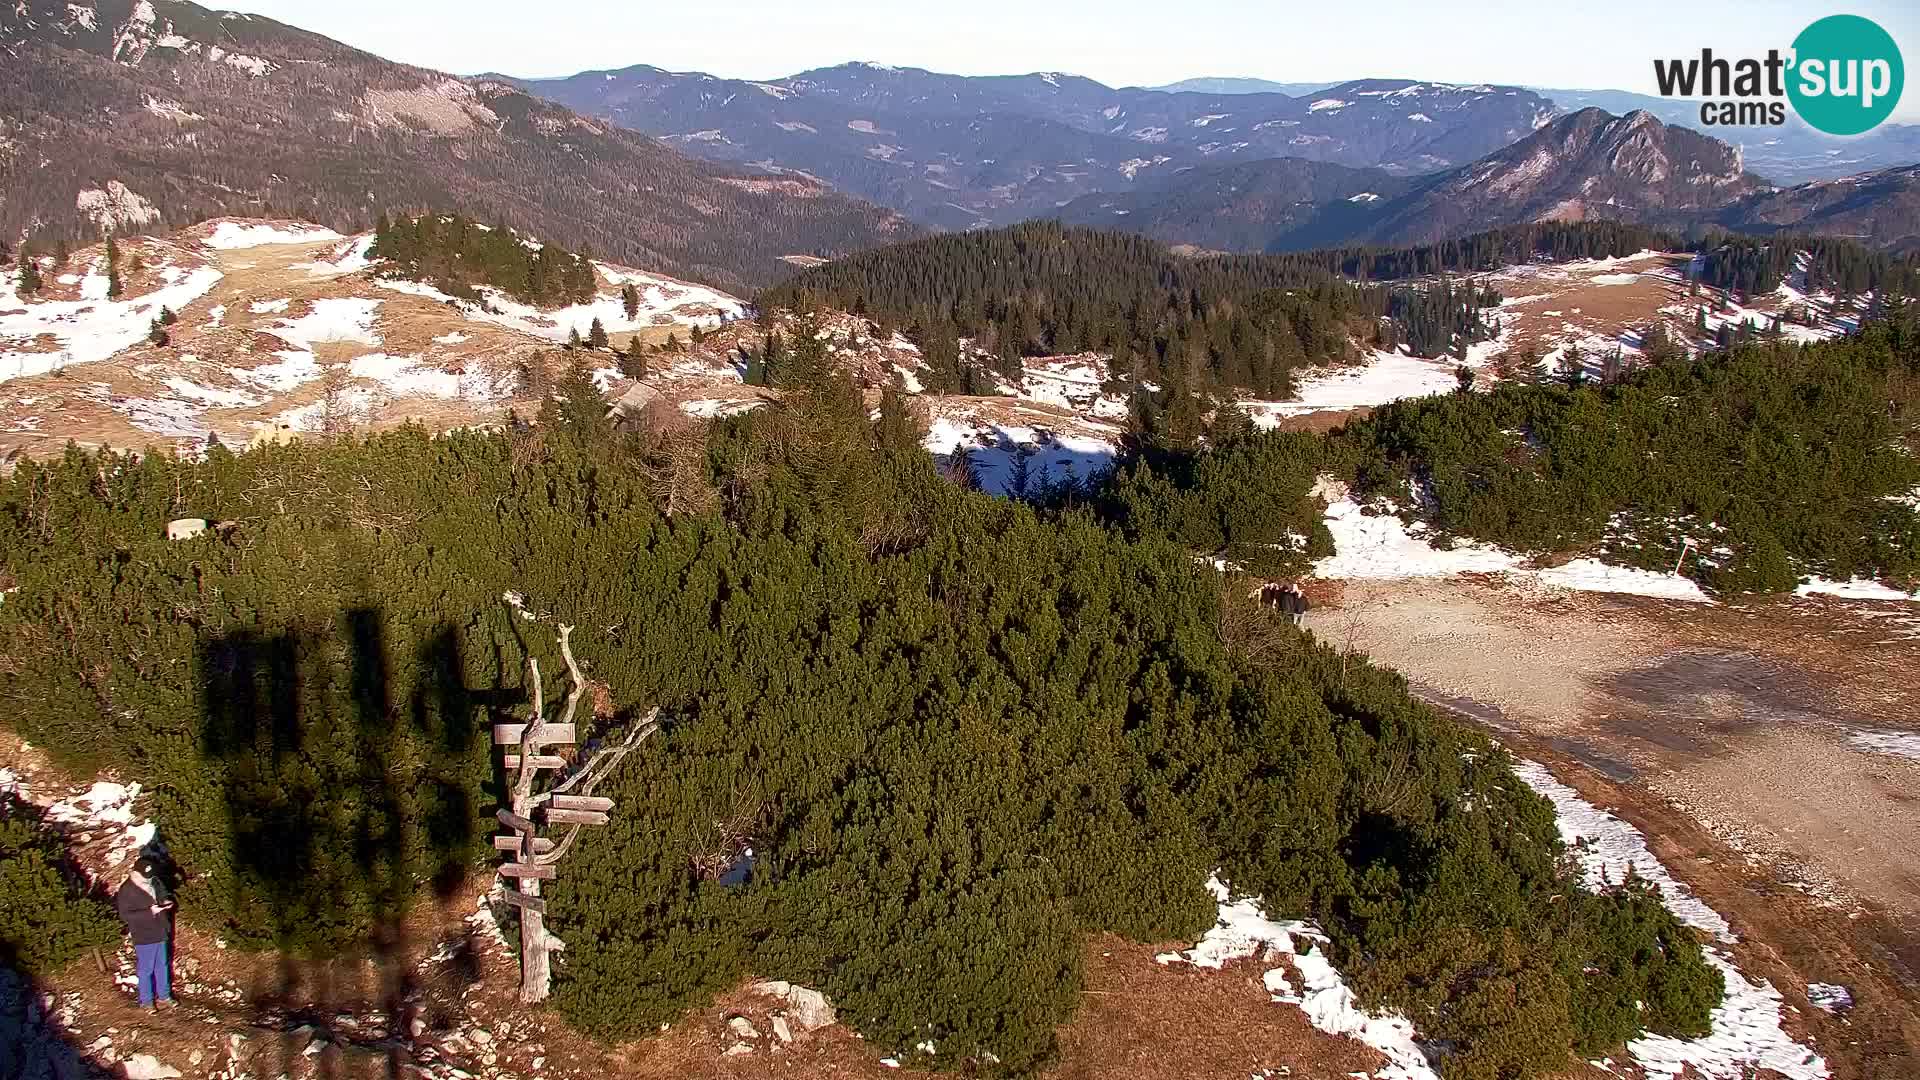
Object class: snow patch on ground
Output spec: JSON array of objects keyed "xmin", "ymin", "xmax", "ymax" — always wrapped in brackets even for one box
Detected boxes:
[
  {"xmin": 348, "ymin": 353, "xmax": 512, "ymax": 402},
  {"xmin": 1245, "ymin": 350, "xmax": 1461, "ymax": 423},
  {"xmin": 376, "ymin": 268, "xmax": 744, "ymax": 343},
  {"xmin": 1805, "ymin": 984, "xmax": 1853, "ymax": 1014},
  {"xmin": 1512, "ymin": 761, "xmax": 1829, "ymax": 1080},
  {"xmin": 1157, "ymin": 877, "xmax": 1438, "ymax": 1080},
  {"xmin": 232, "ymin": 351, "xmax": 321, "ymax": 394},
  {"xmin": 1309, "ymin": 479, "xmax": 1712, "ymax": 601},
  {"xmin": 270, "ymin": 298, "xmax": 382, "ymax": 349},
  {"xmin": 1795, "ymin": 576, "xmax": 1919, "ymax": 602},
  {"xmin": 204, "ymin": 222, "xmax": 345, "ymax": 249},
  {"xmin": 1311, "ymin": 478, "xmax": 1522, "ymax": 579},
  {"xmin": 924, "ymin": 416, "xmax": 1118, "ymax": 497},
  {"xmin": 2, "ymin": 774, "xmax": 159, "ymax": 880},
  {"xmin": 1, "ymin": 266, "xmax": 224, "ymax": 381},
  {"xmin": 297, "ymin": 235, "xmax": 377, "ymax": 277},
  {"xmin": 1846, "ymin": 730, "xmax": 1920, "ymax": 762},
  {"xmin": 1534, "ymin": 559, "xmax": 1711, "ymax": 602},
  {"xmin": 680, "ymin": 398, "xmax": 767, "ymax": 419}
]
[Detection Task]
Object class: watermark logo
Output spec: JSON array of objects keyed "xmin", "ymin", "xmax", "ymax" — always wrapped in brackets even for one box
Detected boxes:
[{"xmin": 1652, "ymin": 14, "xmax": 1904, "ymax": 135}]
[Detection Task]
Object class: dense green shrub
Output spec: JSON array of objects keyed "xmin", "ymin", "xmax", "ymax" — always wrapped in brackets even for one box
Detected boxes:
[
  {"xmin": 1105, "ymin": 322, "xmax": 1920, "ymax": 593},
  {"xmin": 0, "ymin": 378, "xmax": 1723, "ymax": 1075},
  {"xmin": 0, "ymin": 795, "xmax": 122, "ymax": 976}
]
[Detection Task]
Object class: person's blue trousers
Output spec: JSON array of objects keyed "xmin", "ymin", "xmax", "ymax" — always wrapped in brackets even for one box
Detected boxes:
[{"xmin": 134, "ymin": 941, "xmax": 171, "ymax": 1007}]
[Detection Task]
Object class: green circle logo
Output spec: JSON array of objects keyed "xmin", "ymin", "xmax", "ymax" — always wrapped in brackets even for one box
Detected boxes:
[{"xmin": 1788, "ymin": 15, "xmax": 1904, "ymax": 136}]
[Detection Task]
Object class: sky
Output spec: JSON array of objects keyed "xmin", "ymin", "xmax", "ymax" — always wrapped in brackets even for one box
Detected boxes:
[{"xmin": 218, "ymin": 0, "xmax": 1920, "ymax": 122}]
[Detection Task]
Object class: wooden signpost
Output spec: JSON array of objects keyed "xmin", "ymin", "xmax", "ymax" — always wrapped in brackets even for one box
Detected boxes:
[{"xmin": 495, "ymin": 602, "xmax": 661, "ymax": 1004}]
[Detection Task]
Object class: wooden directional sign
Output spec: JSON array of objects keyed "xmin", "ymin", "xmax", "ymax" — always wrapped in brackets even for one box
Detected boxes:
[
  {"xmin": 502, "ymin": 891, "xmax": 546, "ymax": 914},
  {"xmin": 493, "ymin": 835, "xmax": 557, "ymax": 854},
  {"xmin": 498, "ymin": 862, "xmax": 557, "ymax": 881},
  {"xmin": 504, "ymin": 754, "xmax": 569, "ymax": 770},
  {"xmin": 492, "ymin": 723, "xmax": 577, "ymax": 746},
  {"xmin": 548, "ymin": 794, "xmax": 614, "ymax": 813},
  {"xmin": 542, "ymin": 808, "xmax": 610, "ymax": 826},
  {"xmin": 496, "ymin": 808, "xmax": 536, "ymax": 833}
]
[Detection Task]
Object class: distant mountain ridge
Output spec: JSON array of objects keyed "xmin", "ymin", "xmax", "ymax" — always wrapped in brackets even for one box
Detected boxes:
[
  {"xmin": 504, "ymin": 63, "xmax": 1556, "ymax": 229},
  {"xmin": 1145, "ymin": 78, "xmax": 1341, "ymax": 97},
  {"xmin": 1058, "ymin": 109, "xmax": 1781, "ymax": 250},
  {"xmin": 1139, "ymin": 76, "xmax": 1920, "ymax": 184},
  {"xmin": 0, "ymin": 0, "xmax": 915, "ymax": 289}
]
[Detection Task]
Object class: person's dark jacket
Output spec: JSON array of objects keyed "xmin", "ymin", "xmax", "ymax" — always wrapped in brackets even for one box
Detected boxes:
[
  {"xmin": 114, "ymin": 879, "xmax": 170, "ymax": 946},
  {"xmin": 1292, "ymin": 589, "xmax": 1311, "ymax": 615}
]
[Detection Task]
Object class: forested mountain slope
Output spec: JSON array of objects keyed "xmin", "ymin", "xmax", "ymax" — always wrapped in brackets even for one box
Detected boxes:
[
  {"xmin": 759, "ymin": 222, "xmax": 1416, "ymax": 400},
  {"xmin": 0, "ymin": 1, "xmax": 915, "ymax": 289},
  {"xmin": 507, "ymin": 63, "xmax": 1555, "ymax": 228},
  {"xmin": 1059, "ymin": 110, "xmax": 1780, "ymax": 253},
  {"xmin": 1717, "ymin": 165, "xmax": 1920, "ymax": 255}
]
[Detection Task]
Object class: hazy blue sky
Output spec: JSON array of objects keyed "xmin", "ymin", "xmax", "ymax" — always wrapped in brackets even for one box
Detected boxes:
[{"xmin": 220, "ymin": 0, "xmax": 1920, "ymax": 122}]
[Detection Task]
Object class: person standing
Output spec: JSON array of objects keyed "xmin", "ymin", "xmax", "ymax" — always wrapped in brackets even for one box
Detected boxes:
[
  {"xmin": 114, "ymin": 859, "xmax": 175, "ymax": 1011},
  {"xmin": 1285, "ymin": 582, "xmax": 1310, "ymax": 627}
]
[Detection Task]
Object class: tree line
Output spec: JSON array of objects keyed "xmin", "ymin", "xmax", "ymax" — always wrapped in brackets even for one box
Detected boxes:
[
  {"xmin": 759, "ymin": 221, "xmax": 1516, "ymax": 401},
  {"xmin": 1103, "ymin": 319, "xmax": 1920, "ymax": 594}
]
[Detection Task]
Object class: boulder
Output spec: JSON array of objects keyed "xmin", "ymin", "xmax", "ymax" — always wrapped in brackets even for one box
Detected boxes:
[
  {"xmin": 120, "ymin": 1055, "xmax": 182, "ymax": 1080},
  {"xmin": 748, "ymin": 980, "xmax": 837, "ymax": 1032}
]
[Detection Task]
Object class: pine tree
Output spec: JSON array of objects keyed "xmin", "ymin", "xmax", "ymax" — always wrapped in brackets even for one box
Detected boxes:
[
  {"xmin": 588, "ymin": 318, "xmax": 610, "ymax": 350},
  {"xmin": 159, "ymin": 306, "xmax": 178, "ymax": 326},
  {"xmin": 664, "ymin": 331, "xmax": 681, "ymax": 354},
  {"xmin": 148, "ymin": 318, "xmax": 169, "ymax": 347},
  {"xmin": 18, "ymin": 257, "xmax": 42, "ymax": 297},
  {"xmin": 619, "ymin": 338, "xmax": 649, "ymax": 381},
  {"xmin": 107, "ymin": 265, "xmax": 123, "ymax": 300},
  {"xmin": 690, "ymin": 324, "xmax": 706, "ymax": 346},
  {"xmin": 567, "ymin": 327, "xmax": 583, "ymax": 351},
  {"xmin": 1558, "ymin": 343, "xmax": 1585, "ymax": 387},
  {"xmin": 621, "ymin": 284, "xmax": 640, "ymax": 321},
  {"xmin": 539, "ymin": 352, "xmax": 612, "ymax": 448}
]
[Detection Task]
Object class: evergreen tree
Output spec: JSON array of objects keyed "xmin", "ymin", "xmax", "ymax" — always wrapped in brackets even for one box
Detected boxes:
[
  {"xmin": 567, "ymin": 327, "xmax": 584, "ymax": 351},
  {"xmin": 147, "ymin": 318, "xmax": 169, "ymax": 347},
  {"xmin": 588, "ymin": 318, "xmax": 610, "ymax": 350},
  {"xmin": 1558, "ymin": 344, "xmax": 1585, "ymax": 387},
  {"xmin": 17, "ymin": 257, "xmax": 41, "ymax": 297},
  {"xmin": 539, "ymin": 352, "xmax": 611, "ymax": 447},
  {"xmin": 159, "ymin": 306, "xmax": 178, "ymax": 326},
  {"xmin": 621, "ymin": 283, "xmax": 641, "ymax": 321},
  {"xmin": 619, "ymin": 338, "xmax": 649, "ymax": 381}
]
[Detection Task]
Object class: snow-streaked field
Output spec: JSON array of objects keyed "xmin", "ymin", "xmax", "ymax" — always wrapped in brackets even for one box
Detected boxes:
[
  {"xmin": 1, "ymin": 263, "xmax": 224, "ymax": 381},
  {"xmin": 374, "ymin": 267, "xmax": 745, "ymax": 343}
]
